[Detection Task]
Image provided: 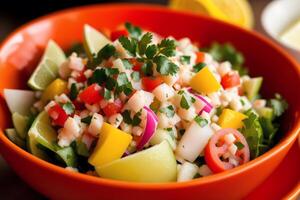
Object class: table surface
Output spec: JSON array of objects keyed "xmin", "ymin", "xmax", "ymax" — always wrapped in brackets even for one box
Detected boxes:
[{"xmin": 0, "ymin": 0, "xmax": 286, "ymax": 199}]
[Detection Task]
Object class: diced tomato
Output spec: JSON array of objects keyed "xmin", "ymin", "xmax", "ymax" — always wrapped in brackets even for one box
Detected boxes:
[
  {"xmin": 78, "ymin": 84, "xmax": 103, "ymax": 104},
  {"xmin": 141, "ymin": 77, "xmax": 163, "ymax": 92},
  {"xmin": 47, "ymin": 104, "xmax": 68, "ymax": 127},
  {"xmin": 221, "ymin": 72, "xmax": 241, "ymax": 89},
  {"xmin": 196, "ymin": 52, "xmax": 205, "ymax": 64},
  {"xmin": 110, "ymin": 29, "xmax": 129, "ymax": 41},
  {"xmin": 75, "ymin": 70, "xmax": 87, "ymax": 82},
  {"xmin": 205, "ymin": 128, "xmax": 250, "ymax": 173},
  {"xmin": 129, "ymin": 58, "xmax": 143, "ymax": 71},
  {"xmin": 102, "ymin": 99, "xmax": 123, "ymax": 117}
]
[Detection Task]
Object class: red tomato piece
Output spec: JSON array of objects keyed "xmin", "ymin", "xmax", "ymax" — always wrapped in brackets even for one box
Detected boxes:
[
  {"xmin": 205, "ymin": 128, "xmax": 250, "ymax": 173},
  {"xmin": 221, "ymin": 72, "xmax": 241, "ymax": 89},
  {"xmin": 141, "ymin": 77, "xmax": 163, "ymax": 92},
  {"xmin": 129, "ymin": 58, "xmax": 143, "ymax": 71},
  {"xmin": 196, "ymin": 52, "xmax": 205, "ymax": 64},
  {"xmin": 47, "ymin": 104, "xmax": 68, "ymax": 127},
  {"xmin": 110, "ymin": 29, "xmax": 129, "ymax": 41},
  {"xmin": 78, "ymin": 84, "xmax": 103, "ymax": 104},
  {"xmin": 102, "ymin": 99, "xmax": 123, "ymax": 117}
]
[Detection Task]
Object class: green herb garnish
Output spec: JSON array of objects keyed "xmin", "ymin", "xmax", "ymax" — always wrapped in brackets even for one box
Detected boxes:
[
  {"xmin": 193, "ymin": 62, "xmax": 206, "ymax": 73},
  {"xmin": 194, "ymin": 116, "xmax": 208, "ymax": 127},
  {"xmin": 70, "ymin": 83, "xmax": 78, "ymax": 100},
  {"xmin": 62, "ymin": 102, "xmax": 75, "ymax": 115},
  {"xmin": 180, "ymin": 55, "xmax": 191, "ymax": 64},
  {"xmin": 160, "ymin": 105, "xmax": 175, "ymax": 118},
  {"xmin": 81, "ymin": 116, "xmax": 92, "ymax": 124}
]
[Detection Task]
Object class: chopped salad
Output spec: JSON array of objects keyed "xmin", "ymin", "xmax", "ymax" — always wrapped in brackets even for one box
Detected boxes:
[{"xmin": 4, "ymin": 23, "xmax": 288, "ymax": 182}]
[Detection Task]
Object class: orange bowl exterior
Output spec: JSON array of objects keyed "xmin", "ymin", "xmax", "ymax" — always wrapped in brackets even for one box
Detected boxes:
[{"xmin": 0, "ymin": 4, "xmax": 299, "ymax": 200}]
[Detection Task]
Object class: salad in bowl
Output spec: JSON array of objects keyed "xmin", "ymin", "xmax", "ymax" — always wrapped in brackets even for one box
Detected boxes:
[{"xmin": 3, "ymin": 22, "xmax": 288, "ymax": 183}]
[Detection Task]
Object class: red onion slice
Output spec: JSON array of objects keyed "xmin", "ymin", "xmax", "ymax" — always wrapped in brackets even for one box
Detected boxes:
[
  {"xmin": 187, "ymin": 88, "xmax": 213, "ymax": 114},
  {"xmin": 136, "ymin": 106, "xmax": 158, "ymax": 150}
]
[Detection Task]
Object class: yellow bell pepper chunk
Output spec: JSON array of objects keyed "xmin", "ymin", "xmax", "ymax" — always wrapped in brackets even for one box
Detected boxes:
[
  {"xmin": 218, "ymin": 109, "xmax": 247, "ymax": 129},
  {"xmin": 41, "ymin": 79, "xmax": 67, "ymax": 103},
  {"xmin": 190, "ymin": 66, "xmax": 221, "ymax": 94},
  {"xmin": 89, "ymin": 122, "xmax": 132, "ymax": 166}
]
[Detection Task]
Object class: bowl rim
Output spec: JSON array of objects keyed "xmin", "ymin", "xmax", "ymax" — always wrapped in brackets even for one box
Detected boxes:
[{"xmin": 0, "ymin": 3, "xmax": 299, "ymax": 189}]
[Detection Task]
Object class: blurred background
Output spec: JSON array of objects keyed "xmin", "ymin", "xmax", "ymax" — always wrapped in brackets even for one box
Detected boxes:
[{"xmin": 0, "ymin": 0, "xmax": 298, "ymax": 199}]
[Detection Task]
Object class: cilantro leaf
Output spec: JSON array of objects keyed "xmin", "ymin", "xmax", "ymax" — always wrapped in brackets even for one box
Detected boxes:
[
  {"xmin": 62, "ymin": 102, "xmax": 75, "ymax": 115},
  {"xmin": 70, "ymin": 83, "xmax": 78, "ymax": 100},
  {"xmin": 141, "ymin": 61, "xmax": 153, "ymax": 76},
  {"xmin": 160, "ymin": 105, "xmax": 175, "ymax": 118},
  {"xmin": 259, "ymin": 117, "xmax": 278, "ymax": 146},
  {"xmin": 145, "ymin": 44, "xmax": 157, "ymax": 59},
  {"xmin": 132, "ymin": 111, "xmax": 142, "ymax": 126},
  {"xmin": 240, "ymin": 110, "xmax": 263, "ymax": 159},
  {"xmin": 81, "ymin": 116, "xmax": 92, "ymax": 124},
  {"xmin": 119, "ymin": 36, "xmax": 137, "ymax": 56},
  {"xmin": 180, "ymin": 55, "xmax": 191, "ymax": 64},
  {"xmin": 194, "ymin": 116, "xmax": 208, "ymax": 127},
  {"xmin": 157, "ymin": 38, "xmax": 176, "ymax": 57},
  {"xmin": 267, "ymin": 93, "xmax": 288, "ymax": 117},
  {"xmin": 125, "ymin": 22, "xmax": 142, "ymax": 39},
  {"xmin": 122, "ymin": 110, "xmax": 132, "ymax": 124},
  {"xmin": 138, "ymin": 32, "xmax": 152, "ymax": 55},
  {"xmin": 154, "ymin": 55, "xmax": 179, "ymax": 75},
  {"xmin": 180, "ymin": 92, "xmax": 195, "ymax": 110},
  {"xmin": 193, "ymin": 62, "xmax": 206, "ymax": 73},
  {"xmin": 93, "ymin": 44, "xmax": 116, "ymax": 66}
]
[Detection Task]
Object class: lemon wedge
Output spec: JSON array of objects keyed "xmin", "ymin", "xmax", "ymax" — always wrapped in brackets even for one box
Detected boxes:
[{"xmin": 169, "ymin": 0, "xmax": 254, "ymax": 29}]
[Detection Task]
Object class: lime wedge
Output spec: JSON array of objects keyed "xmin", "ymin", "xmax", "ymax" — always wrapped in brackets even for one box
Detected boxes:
[
  {"xmin": 83, "ymin": 24, "xmax": 111, "ymax": 59},
  {"xmin": 28, "ymin": 111, "xmax": 57, "ymax": 152},
  {"xmin": 12, "ymin": 112, "xmax": 29, "ymax": 140},
  {"xmin": 280, "ymin": 19, "xmax": 300, "ymax": 50},
  {"xmin": 5, "ymin": 129, "xmax": 25, "ymax": 149},
  {"xmin": 56, "ymin": 146, "xmax": 77, "ymax": 167},
  {"xmin": 96, "ymin": 141, "xmax": 177, "ymax": 182},
  {"xmin": 28, "ymin": 40, "xmax": 66, "ymax": 90}
]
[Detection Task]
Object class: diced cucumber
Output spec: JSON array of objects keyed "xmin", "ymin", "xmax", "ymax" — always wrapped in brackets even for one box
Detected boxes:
[
  {"xmin": 3, "ymin": 89, "xmax": 35, "ymax": 115},
  {"xmin": 5, "ymin": 129, "xmax": 25, "ymax": 149},
  {"xmin": 243, "ymin": 77, "xmax": 263, "ymax": 101},
  {"xmin": 150, "ymin": 129, "xmax": 176, "ymax": 150},
  {"xmin": 12, "ymin": 112, "xmax": 29, "ymax": 140},
  {"xmin": 256, "ymin": 107, "xmax": 274, "ymax": 120}
]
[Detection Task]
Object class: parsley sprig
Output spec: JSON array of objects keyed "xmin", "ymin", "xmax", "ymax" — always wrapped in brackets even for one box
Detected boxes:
[{"xmin": 118, "ymin": 23, "xmax": 179, "ymax": 76}]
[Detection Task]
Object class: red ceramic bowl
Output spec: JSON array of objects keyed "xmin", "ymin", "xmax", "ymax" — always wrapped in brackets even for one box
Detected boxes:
[{"xmin": 0, "ymin": 4, "xmax": 299, "ymax": 200}]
